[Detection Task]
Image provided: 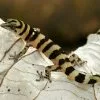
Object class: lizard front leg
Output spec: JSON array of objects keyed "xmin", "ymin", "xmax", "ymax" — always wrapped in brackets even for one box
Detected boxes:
[
  {"xmin": 0, "ymin": 38, "xmax": 21, "ymax": 62},
  {"xmin": 9, "ymin": 44, "xmax": 31, "ymax": 62}
]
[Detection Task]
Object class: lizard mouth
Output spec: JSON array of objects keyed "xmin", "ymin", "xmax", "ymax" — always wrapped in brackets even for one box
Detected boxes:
[{"xmin": 0, "ymin": 22, "xmax": 16, "ymax": 32}]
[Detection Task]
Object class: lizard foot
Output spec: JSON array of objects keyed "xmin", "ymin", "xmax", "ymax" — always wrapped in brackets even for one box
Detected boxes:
[
  {"xmin": 9, "ymin": 52, "xmax": 20, "ymax": 62},
  {"xmin": 36, "ymin": 70, "xmax": 52, "ymax": 82}
]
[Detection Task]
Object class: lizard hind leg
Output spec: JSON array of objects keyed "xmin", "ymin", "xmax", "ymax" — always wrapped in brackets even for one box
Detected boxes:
[
  {"xmin": 45, "ymin": 65, "xmax": 61, "ymax": 82},
  {"xmin": 36, "ymin": 66, "xmax": 52, "ymax": 82},
  {"xmin": 36, "ymin": 71, "xmax": 45, "ymax": 81},
  {"xmin": 36, "ymin": 65, "xmax": 59, "ymax": 82},
  {"xmin": 45, "ymin": 66, "xmax": 52, "ymax": 82}
]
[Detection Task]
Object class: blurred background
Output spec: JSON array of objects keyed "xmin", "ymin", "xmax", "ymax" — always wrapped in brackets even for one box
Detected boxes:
[{"xmin": 0, "ymin": 0, "xmax": 100, "ymax": 52}]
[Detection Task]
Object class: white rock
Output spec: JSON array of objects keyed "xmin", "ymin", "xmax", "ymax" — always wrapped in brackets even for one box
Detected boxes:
[{"xmin": 0, "ymin": 18, "xmax": 99, "ymax": 100}]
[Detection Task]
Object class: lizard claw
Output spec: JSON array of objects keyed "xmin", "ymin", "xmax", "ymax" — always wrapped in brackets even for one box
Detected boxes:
[
  {"xmin": 9, "ymin": 52, "xmax": 20, "ymax": 62},
  {"xmin": 36, "ymin": 70, "xmax": 52, "ymax": 82},
  {"xmin": 36, "ymin": 71, "xmax": 44, "ymax": 81}
]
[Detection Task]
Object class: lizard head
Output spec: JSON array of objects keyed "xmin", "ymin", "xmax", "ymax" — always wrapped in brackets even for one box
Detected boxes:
[
  {"xmin": 0, "ymin": 18, "xmax": 41, "ymax": 39},
  {"xmin": 0, "ymin": 18, "xmax": 23, "ymax": 34}
]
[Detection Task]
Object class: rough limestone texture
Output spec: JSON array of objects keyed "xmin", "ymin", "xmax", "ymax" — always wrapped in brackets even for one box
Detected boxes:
[{"xmin": 0, "ymin": 18, "xmax": 100, "ymax": 100}]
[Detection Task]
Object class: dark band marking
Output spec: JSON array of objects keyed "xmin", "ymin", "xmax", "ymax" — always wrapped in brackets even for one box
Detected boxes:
[
  {"xmin": 36, "ymin": 37, "xmax": 49, "ymax": 49},
  {"xmin": 77, "ymin": 58, "xmax": 81, "ymax": 62},
  {"xmin": 29, "ymin": 30, "xmax": 40, "ymax": 41},
  {"xmin": 25, "ymin": 27, "xmax": 34, "ymax": 41},
  {"xmin": 49, "ymin": 49, "xmax": 62, "ymax": 59},
  {"xmin": 88, "ymin": 79, "xmax": 97, "ymax": 84},
  {"xmin": 42, "ymin": 42, "xmax": 54, "ymax": 53},
  {"xmin": 49, "ymin": 48, "xmax": 66, "ymax": 59},
  {"xmin": 75, "ymin": 73, "xmax": 85, "ymax": 83},
  {"xmin": 65, "ymin": 67, "xmax": 75, "ymax": 75},
  {"xmin": 59, "ymin": 59, "xmax": 65, "ymax": 65},
  {"xmin": 94, "ymin": 75, "xmax": 100, "ymax": 77},
  {"xmin": 19, "ymin": 24, "xmax": 28, "ymax": 35},
  {"xmin": 97, "ymin": 32, "xmax": 100, "ymax": 34},
  {"xmin": 16, "ymin": 20, "xmax": 23, "ymax": 28},
  {"xmin": 52, "ymin": 66, "xmax": 62, "ymax": 71},
  {"xmin": 70, "ymin": 60, "xmax": 75, "ymax": 64},
  {"xmin": 71, "ymin": 54, "xmax": 76, "ymax": 57},
  {"xmin": 47, "ymin": 66, "xmax": 52, "ymax": 69},
  {"xmin": 65, "ymin": 58, "xmax": 70, "ymax": 62}
]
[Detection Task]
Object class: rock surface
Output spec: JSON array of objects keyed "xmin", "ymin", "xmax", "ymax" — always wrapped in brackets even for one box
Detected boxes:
[{"xmin": 0, "ymin": 18, "xmax": 99, "ymax": 100}]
